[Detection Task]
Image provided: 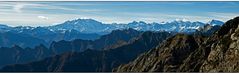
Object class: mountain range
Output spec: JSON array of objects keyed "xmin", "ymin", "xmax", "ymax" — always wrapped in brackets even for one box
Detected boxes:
[
  {"xmin": 47, "ymin": 18, "xmax": 224, "ymax": 34},
  {"xmin": 0, "ymin": 16, "xmax": 233, "ymax": 72},
  {"xmin": 0, "ymin": 19, "xmax": 224, "ymax": 48}
]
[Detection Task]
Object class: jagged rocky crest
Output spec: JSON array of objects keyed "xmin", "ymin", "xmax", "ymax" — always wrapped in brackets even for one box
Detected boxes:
[{"xmin": 115, "ymin": 16, "xmax": 239, "ymax": 72}]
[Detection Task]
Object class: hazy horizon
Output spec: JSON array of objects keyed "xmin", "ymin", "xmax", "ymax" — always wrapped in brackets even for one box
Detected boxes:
[{"xmin": 0, "ymin": 18, "xmax": 226, "ymax": 27}]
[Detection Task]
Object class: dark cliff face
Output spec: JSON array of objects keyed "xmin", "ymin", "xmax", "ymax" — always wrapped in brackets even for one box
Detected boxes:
[
  {"xmin": 180, "ymin": 16, "xmax": 239, "ymax": 72},
  {"xmin": 115, "ymin": 16, "xmax": 239, "ymax": 72},
  {"xmin": 0, "ymin": 31, "xmax": 172, "ymax": 72},
  {"xmin": 199, "ymin": 17, "xmax": 239, "ymax": 72}
]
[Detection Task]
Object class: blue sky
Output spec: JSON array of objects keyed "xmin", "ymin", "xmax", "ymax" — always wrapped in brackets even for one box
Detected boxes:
[{"xmin": 0, "ymin": 2, "xmax": 238, "ymax": 26}]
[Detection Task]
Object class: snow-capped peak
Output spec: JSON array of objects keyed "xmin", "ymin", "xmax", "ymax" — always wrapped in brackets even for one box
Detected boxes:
[
  {"xmin": 0, "ymin": 18, "xmax": 223, "ymax": 35},
  {"xmin": 175, "ymin": 18, "xmax": 190, "ymax": 22},
  {"xmin": 208, "ymin": 19, "xmax": 224, "ymax": 26}
]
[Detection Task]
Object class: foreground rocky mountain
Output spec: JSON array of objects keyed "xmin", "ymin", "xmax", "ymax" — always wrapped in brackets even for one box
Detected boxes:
[
  {"xmin": 115, "ymin": 16, "xmax": 239, "ymax": 72},
  {"xmin": 0, "ymin": 31, "xmax": 172, "ymax": 72},
  {"xmin": 181, "ymin": 16, "xmax": 239, "ymax": 72},
  {"xmin": 115, "ymin": 34, "xmax": 204, "ymax": 72}
]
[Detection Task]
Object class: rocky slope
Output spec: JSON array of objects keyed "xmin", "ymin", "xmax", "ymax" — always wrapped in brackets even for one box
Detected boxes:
[
  {"xmin": 178, "ymin": 16, "xmax": 239, "ymax": 72},
  {"xmin": 115, "ymin": 16, "xmax": 239, "ymax": 72},
  {"xmin": 115, "ymin": 34, "xmax": 204, "ymax": 72},
  {"xmin": 185, "ymin": 16, "xmax": 239, "ymax": 72}
]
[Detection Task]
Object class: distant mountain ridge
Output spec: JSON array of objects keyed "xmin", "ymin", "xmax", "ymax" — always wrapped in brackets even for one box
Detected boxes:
[
  {"xmin": 47, "ymin": 18, "xmax": 224, "ymax": 34},
  {"xmin": 0, "ymin": 19, "xmax": 223, "ymax": 48},
  {"xmin": 1, "ymin": 19, "xmax": 224, "ymax": 34}
]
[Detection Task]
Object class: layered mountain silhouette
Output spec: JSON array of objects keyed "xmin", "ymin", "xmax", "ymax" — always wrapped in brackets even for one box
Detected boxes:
[
  {"xmin": 115, "ymin": 16, "xmax": 239, "ymax": 72},
  {"xmin": 0, "ymin": 26, "xmax": 101, "ymax": 48},
  {"xmin": 0, "ymin": 29, "xmax": 143, "ymax": 69},
  {"xmin": 49, "ymin": 28, "xmax": 143, "ymax": 54},
  {"xmin": 0, "ymin": 31, "xmax": 172, "ymax": 72},
  {"xmin": 0, "ymin": 31, "xmax": 48, "ymax": 48},
  {"xmin": 0, "ymin": 44, "xmax": 53, "ymax": 69}
]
